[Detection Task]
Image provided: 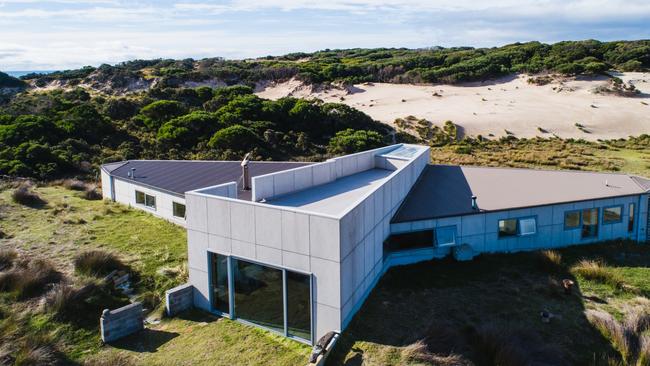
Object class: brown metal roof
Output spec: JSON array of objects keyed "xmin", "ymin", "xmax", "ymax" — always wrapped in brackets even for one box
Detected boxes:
[
  {"xmin": 103, "ymin": 160, "xmax": 313, "ymax": 200},
  {"xmin": 392, "ymin": 165, "xmax": 650, "ymax": 223}
]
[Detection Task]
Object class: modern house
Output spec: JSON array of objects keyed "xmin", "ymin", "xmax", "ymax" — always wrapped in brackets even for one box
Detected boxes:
[{"xmin": 101, "ymin": 144, "xmax": 650, "ymax": 345}]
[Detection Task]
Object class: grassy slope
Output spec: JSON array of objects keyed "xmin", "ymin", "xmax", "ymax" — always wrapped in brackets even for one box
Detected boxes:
[{"xmin": 0, "ymin": 185, "xmax": 310, "ymax": 365}]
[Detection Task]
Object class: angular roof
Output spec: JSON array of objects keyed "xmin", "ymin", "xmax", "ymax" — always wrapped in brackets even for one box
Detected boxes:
[
  {"xmin": 392, "ymin": 165, "xmax": 650, "ymax": 223},
  {"xmin": 103, "ymin": 160, "xmax": 313, "ymax": 200}
]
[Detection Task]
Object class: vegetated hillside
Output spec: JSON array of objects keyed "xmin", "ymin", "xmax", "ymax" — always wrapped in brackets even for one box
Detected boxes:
[
  {"xmin": 13, "ymin": 40, "xmax": 650, "ymax": 94},
  {"xmin": 0, "ymin": 86, "xmax": 391, "ymax": 179}
]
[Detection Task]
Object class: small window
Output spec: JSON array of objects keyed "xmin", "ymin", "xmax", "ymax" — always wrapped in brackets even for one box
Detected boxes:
[
  {"xmin": 582, "ymin": 208, "xmax": 599, "ymax": 238},
  {"xmin": 384, "ymin": 230, "xmax": 433, "ymax": 254},
  {"xmin": 173, "ymin": 202, "xmax": 186, "ymax": 218},
  {"xmin": 629, "ymin": 203, "xmax": 635, "ymax": 233},
  {"xmin": 144, "ymin": 194, "xmax": 156, "ymax": 209},
  {"xmin": 135, "ymin": 190, "xmax": 145, "ymax": 204},
  {"xmin": 498, "ymin": 219, "xmax": 518, "ymax": 238},
  {"xmin": 435, "ymin": 226, "xmax": 456, "ymax": 247},
  {"xmin": 603, "ymin": 206, "xmax": 622, "ymax": 224},
  {"xmin": 518, "ymin": 218, "xmax": 537, "ymax": 236},
  {"xmin": 564, "ymin": 211, "xmax": 580, "ymax": 229}
]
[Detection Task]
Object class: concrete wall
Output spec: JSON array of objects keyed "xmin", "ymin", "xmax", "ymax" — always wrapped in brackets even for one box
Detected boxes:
[
  {"xmin": 100, "ymin": 302, "xmax": 144, "ymax": 343},
  {"xmin": 388, "ymin": 194, "xmax": 649, "ymax": 267},
  {"xmin": 109, "ymin": 177, "xmax": 187, "ymax": 227},
  {"xmin": 100, "ymin": 170, "xmax": 113, "ymax": 201},
  {"xmin": 339, "ymin": 146, "xmax": 430, "ymax": 328},
  {"xmin": 166, "ymin": 283, "xmax": 194, "ymax": 316}
]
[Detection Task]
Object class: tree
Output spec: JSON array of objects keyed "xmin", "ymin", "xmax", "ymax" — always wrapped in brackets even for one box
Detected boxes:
[
  {"xmin": 208, "ymin": 125, "xmax": 261, "ymax": 153},
  {"xmin": 139, "ymin": 100, "xmax": 187, "ymax": 130},
  {"xmin": 327, "ymin": 129, "xmax": 385, "ymax": 155},
  {"xmin": 157, "ymin": 111, "xmax": 221, "ymax": 146}
]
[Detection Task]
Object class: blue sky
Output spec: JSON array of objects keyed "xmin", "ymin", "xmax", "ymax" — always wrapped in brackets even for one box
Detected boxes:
[{"xmin": 1, "ymin": 0, "xmax": 649, "ymax": 70}]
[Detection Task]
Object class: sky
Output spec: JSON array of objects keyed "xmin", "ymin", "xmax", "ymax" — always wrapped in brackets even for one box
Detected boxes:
[{"xmin": 1, "ymin": 0, "xmax": 650, "ymax": 71}]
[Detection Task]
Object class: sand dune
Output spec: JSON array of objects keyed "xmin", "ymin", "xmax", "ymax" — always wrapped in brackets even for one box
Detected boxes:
[{"xmin": 256, "ymin": 72, "xmax": 650, "ymax": 140}]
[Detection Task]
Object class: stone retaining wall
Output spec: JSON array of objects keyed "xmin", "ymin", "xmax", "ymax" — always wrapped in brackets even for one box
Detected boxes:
[
  {"xmin": 100, "ymin": 302, "xmax": 144, "ymax": 343},
  {"xmin": 166, "ymin": 283, "xmax": 194, "ymax": 316}
]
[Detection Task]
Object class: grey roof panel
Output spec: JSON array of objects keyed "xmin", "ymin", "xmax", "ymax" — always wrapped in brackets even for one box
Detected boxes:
[
  {"xmin": 392, "ymin": 165, "xmax": 649, "ymax": 223},
  {"xmin": 104, "ymin": 160, "xmax": 313, "ymax": 199}
]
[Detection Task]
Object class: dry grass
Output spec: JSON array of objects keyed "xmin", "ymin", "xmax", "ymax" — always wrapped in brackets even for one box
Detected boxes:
[
  {"xmin": 44, "ymin": 282, "xmax": 127, "ymax": 325},
  {"xmin": 0, "ymin": 258, "xmax": 62, "ymax": 299},
  {"xmin": 73, "ymin": 250, "xmax": 126, "ymax": 277},
  {"xmin": 83, "ymin": 184, "xmax": 102, "ymax": 200},
  {"xmin": 11, "ymin": 182, "xmax": 46, "ymax": 207},
  {"xmin": 401, "ymin": 340, "xmax": 471, "ymax": 365},
  {"xmin": 0, "ymin": 249, "xmax": 17, "ymax": 271},
  {"xmin": 587, "ymin": 307, "xmax": 650, "ymax": 365},
  {"xmin": 537, "ymin": 249, "xmax": 563, "ymax": 273}
]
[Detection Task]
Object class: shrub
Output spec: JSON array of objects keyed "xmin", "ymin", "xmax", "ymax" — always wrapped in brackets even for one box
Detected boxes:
[
  {"xmin": 83, "ymin": 184, "xmax": 102, "ymax": 200},
  {"xmin": 0, "ymin": 249, "xmax": 17, "ymax": 271},
  {"xmin": 0, "ymin": 259, "xmax": 62, "ymax": 299},
  {"xmin": 11, "ymin": 182, "xmax": 46, "ymax": 206},
  {"xmin": 74, "ymin": 250, "xmax": 126, "ymax": 277},
  {"xmin": 62, "ymin": 179, "xmax": 87, "ymax": 191}
]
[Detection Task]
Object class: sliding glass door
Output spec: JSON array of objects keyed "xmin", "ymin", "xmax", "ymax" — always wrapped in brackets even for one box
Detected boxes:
[{"xmin": 233, "ymin": 259, "xmax": 285, "ymax": 333}]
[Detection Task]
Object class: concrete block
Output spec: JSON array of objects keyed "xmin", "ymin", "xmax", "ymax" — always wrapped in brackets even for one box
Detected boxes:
[
  {"xmin": 315, "ymin": 302, "xmax": 341, "ymax": 341},
  {"xmin": 166, "ymin": 283, "xmax": 193, "ymax": 316},
  {"xmin": 313, "ymin": 163, "xmax": 333, "ymax": 186},
  {"xmin": 310, "ymin": 216, "xmax": 340, "ymax": 262},
  {"xmin": 311, "ymin": 257, "xmax": 341, "ymax": 308},
  {"xmin": 190, "ymin": 268, "xmax": 210, "ymax": 311},
  {"xmin": 230, "ymin": 202, "xmax": 255, "ymax": 243},
  {"xmin": 254, "ymin": 206, "xmax": 282, "ymax": 249},
  {"xmin": 282, "ymin": 251, "xmax": 310, "ymax": 272},
  {"xmin": 294, "ymin": 166, "xmax": 313, "ymax": 191},
  {"xmin": 185, "ymin": 194, "xmax": 208, "ymax": 233},
  {"xmin": 340, "ymin": 206, "xmax": 364, "ymax": 259},
  {"xmin": 363, "ymin": 235, "xmax": 374, "ymax": 278},
  {"xmin": 373, "ymin": 227, "xmax": 384, "ymax": 265},
  {"xmin": 231, "ymin": 239, "xmax": 256, "ymax": 260},
  {"xmin": 273, "ymin": 170, "xmax": 295, "ymax": 197},
  {"xmin": 256, "ymin": 245, "xmax": 282, "ymax": 267},
  {"xmin": 362, "ymin": 198, "xmax": 375, "ymax": 237},
  {"xmin": 252, "ymin": 175, "xmax": 274, "ymax": 202},
  {"xmin": 340, "ymin": 155, "xmax": 358, "ymax": 177},
  {"xmin": 206, "ymin": 197, "xmax": 230, "ymax": 237},
  {"xmin": 373, "ymin": 186, "xmax": 385, "ymax": 218},
  {"xmin": 208, "ymin": 234, "xmax": 232, "ymax": 254},
  {"xmin": 340, "ymin": 254, "xmax": 354, "ymax": 304},
  {"xmin": 187, "ymin": 230, "xmax": 208, "ymax": 272},
  {"xmin": 281, "ymin": 211, "xmax": 310, "ymax": 255},
  {"xmin": 352, "ymin": 242, "xmax": 365, "ymax": 290}
]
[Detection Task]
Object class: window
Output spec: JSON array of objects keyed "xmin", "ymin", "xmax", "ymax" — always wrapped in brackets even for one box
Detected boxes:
[
  {"xmin": 564, "ymin": 211, "xmax": 580, "ymax": 229},
  {"xmin": 629, "ymin": 203, "xmax": 636, "ymax": 232},
  {"xmin": 582, "ymin": 208, "xmax": 599, "ymax": 238},
  {"xmin": 435, "ymin": 226, "xmax": 456, "ymax": 246},
  {"xmin": 144, "ymin": 194, "xmax": 156, "ymax": 209},
  {"xmin": 135, "ymin": 190, "xmax": 145, "ymax": 204},
  {"xmin": 603, "ymin": 206, "xmax": 622, "ymax": 224},
  {"xmin": 518, "ymin": 218, "xmax": 537, "ymax": 236},
  {"xmin": 498, "ymin": 219, "xmax": 518, "ymax": 237},
  {"xmin": 384, "ymin": 230, "xmax": 433, "ymax": 254},
  {"xmin": 210, "ymin": 253, "xmax": 229, "ymax": 314},
  {"xmin": 286, "ymin": 271, "xmax": 311, "ymax": 340},
  {"xmin": 173, "ymin": 202, "xmax": 186, "ymax": 218},
  {"xmin": 233, "ymin": 259, "xmax": 284, "ymax": 333}
]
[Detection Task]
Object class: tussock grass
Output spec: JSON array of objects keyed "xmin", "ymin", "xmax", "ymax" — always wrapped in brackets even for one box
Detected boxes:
[
  {"xmin": 62, "ymin": 179, "xmax": 87, "ymax": 191},
  {"xmin": 571, "ymin": 259, "xmax": 635, "ymax": 292},
  {"xmin": 0, "ymin": 249, "xmax": 17, "ymax": 271},
  {"xmin": 0, "ymin": 258, "xmax": 62, "ymax": 299},
  {"xmin": 44, "ymin": 282, "xmax": 128, "ymax": 325},
  {"xmin": 401, "ymin": 340, "xmax": 470, "ymax": 365},
  {"xmin": 587, "ymin": 307, "xmax": 650, "ymax": 365},
  {"xmin": 11, "ymin": 182, "xmax": 46, "ymax": 206},
  {"xmin": 73, "ymin": 250, "xmax": 126, "ymax": 277},
  {"xmin": 537, "ymin": 250, "xmax": 563, "ymax": 273}
]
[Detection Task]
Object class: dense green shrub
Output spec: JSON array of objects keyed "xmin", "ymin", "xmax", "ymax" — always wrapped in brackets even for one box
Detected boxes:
[
  {"xmin": 208, "ymin": 125, "xmax": 260, "ymax": 153},
  {"xmin": 328, "ymin": 129, "xmax": 386, "ymax": 154}
]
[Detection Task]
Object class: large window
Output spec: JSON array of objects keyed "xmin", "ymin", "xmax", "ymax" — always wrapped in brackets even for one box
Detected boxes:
[
  {"xmin": 173, "ymin": 202, "xmax": 186, "ymax": 218},
  {"xmin": 435, "ymin": 226, "xmax": 456, "ymax": 247},
  {"xmin": 384, "ymin": 230, "xmax": 433, "ymax": 254},
  {"xmin": 564, "ymin": 211, "xmax": 580, "ymax": 229},
  {"xmin": 211, "ymin": 256, "xmax": 312, "ymax": 343},
  {"xmin": 498, "ymin": 219, "xmax": 518, "ymax": 237},
  {"xmin": 135, "ymin": 190, "xmax": 145, "ymax": 204},
  {"xmin": 499, "ymin": 218, "xmax": 536, "ymax": 237},
  {"xmin": 135, "ymin": 190, "xmax": 156, "ymax": 209},
  {"xmin": 582, "ymin": 208, "xmax": 599, "ymax": 238},
  {"xmin": 518, "ymin": 218, "xmax": 537, "ymax": 236},
  {"xmin": 603, "ymin": 206, "xmax": 622, "ymax": 224},
  {"xmin": 210, "ymin": 253, "xmax": 229, "ymax": 314},
  {"xmin": 629, "ymin": 203, "xmax": 636, "ymax": 232}
]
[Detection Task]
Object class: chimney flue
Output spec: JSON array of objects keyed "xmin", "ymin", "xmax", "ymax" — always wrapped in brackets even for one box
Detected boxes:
[
  {"xmin": 241, "ymin": 153, "xmax": 252, "ymax": 191},
  {"xmin": 471, "ymin": 195, "xmax": 477, "ymax": 210},
  {"xmin": 130, "ymin": 168, "xmax": 136, "ymax": 179}
]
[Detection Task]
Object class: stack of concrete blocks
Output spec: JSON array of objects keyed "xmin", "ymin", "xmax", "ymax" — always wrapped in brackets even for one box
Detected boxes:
[
  {"xmin": 165, "ymin": 283, "xmax": 194, "ymax": 316},
  {"xmin": 100, "ymin": 302, "xmax": 144, "ymax": 343}
]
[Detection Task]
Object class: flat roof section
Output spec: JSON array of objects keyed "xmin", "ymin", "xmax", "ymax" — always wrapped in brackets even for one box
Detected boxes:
[
  {"xmin": 104, "ymin": 160, "xmax": 313, "ymax": 199},
  {"xmin": 265, "ymin": 168, "xmax": 394, "ymax": 215},
  {"xmin": 392, "ymin": 165, "xmax": 650, "ymax": 223}
]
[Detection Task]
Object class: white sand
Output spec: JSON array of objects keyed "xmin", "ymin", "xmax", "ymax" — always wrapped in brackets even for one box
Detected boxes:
[{"xmin": 256, "ymin": 72, "xmax": 650, "ymax": 140}]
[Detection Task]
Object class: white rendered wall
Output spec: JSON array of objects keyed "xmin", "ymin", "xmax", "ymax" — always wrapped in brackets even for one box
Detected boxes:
[
  {"xmin": 110, "ymin": 177, "xmax": 187, "ymax": 227},
  {"xmin": 388, "ymin": 194, "xmax": 648, "ymax": 267},
  {"xmin": 100, "ymin": 170, "xmax": 113, "ymax": 201}
]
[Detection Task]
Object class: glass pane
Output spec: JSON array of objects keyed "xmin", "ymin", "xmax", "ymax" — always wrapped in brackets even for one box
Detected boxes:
[
  {"xmin": 173, "ymin": 202, "xmax": 186, "ymax": 218},
  {"xmin": 519, "ymin": 218, "xmax": 536, "ymax": 235},
  {"xmin": 498, "ymin": 219, "xmax": 518, "ymax": 237},
  {"xmin": 135, "ymin": 191, "xmax": 145, "ymax": 204},
  {"xmin": 286, "ymin": 271, "xmax": 311, "ymax": 341},
  {"xmin": 565, "ymin": 211, "xmax": 580, "ymax": 228},
  {"xmin": 384, "ymin": 230, "xmax": 433, "ymax": 253},
  {"xmin": 629, "ymin": 204, "xmax": 635, "ymax": 232},
  {"xmin": 233, "ymin": 259, "xmax": 284, "ymax": 333},
  {"xmin": 435, "ymin": 226, "xmax": 456, "ymax": 246},
  {"xmin": 210, "ymin": 253, "xmax": 229, "ymax": 314},
  {"xmin": 145, "ymin": 194, "xmax": 156, "ymax": 208},
  {"xmin": 603, "ymin": 206, "xmax": 622, "ymax": 223},
  {"xmin": 582, "ymin": 208, "xmax": 599, "ymax": 238}
]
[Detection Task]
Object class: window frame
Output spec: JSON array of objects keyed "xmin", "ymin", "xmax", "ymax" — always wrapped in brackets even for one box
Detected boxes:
[
  {"xmin": 602, "ymin": 205, "xmax": 623, "ymax": 225},
  {"xmin": 498, "ymin": 218, "xmax": 519, "ymax": 238},
  {"xmin": 172, "ymin": 201, "xmax": 186, "ymax": 219},
  {"xmin": 629, "ymin": 203, "xmax": 636, "ymax": 233},
  {"xmin": 135, "ymin": 190, "xmax": 145, "ymax": 205},
  {"xmin": 564, "ymin": 210, "xmax": 581, "ymax": 230},
  {"xmin": 383, "ymin": 229, "xmax": 434, "ymax": 254},
  {"xmin": 435, "ymin": 226, "xmax": 457, "ymax": 247},
  {"xmin": 518, "ymin": 217, "xmax": 537, "ymax": 236},
  {"xmin": 144, "ymin": 193, "xmax": 156, "ymax": 209},
  {"xmin": 581, "ymin": 207, "xmax": 599, "ymax": 239}
]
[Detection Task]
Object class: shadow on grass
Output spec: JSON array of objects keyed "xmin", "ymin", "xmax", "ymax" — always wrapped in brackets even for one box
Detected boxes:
[
  {"xmin": 110, "ymin": 328, "xmax": 180, "ymax": 353},
  {"xmin": 327, "ymin": 246, "xmax": 629, "ymax": 365}
]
